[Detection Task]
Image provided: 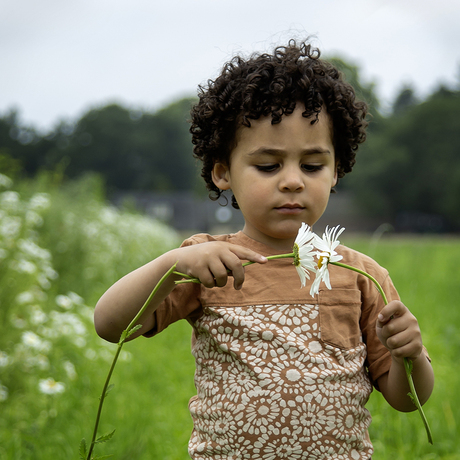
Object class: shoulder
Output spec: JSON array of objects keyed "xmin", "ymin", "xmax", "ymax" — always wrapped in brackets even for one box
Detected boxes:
[
  {"xmin": 180, "ymin": 232, "xmax": 233, "ymax": 247},
  {"xmin": 338, "ymin": 244, "xmax": 388, "ymax": 278},
  {"xmin": 180, "ymin": 232, "xmax": 250, "ymax": 248}
]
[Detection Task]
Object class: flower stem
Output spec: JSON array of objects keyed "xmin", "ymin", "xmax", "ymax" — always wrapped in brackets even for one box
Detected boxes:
[
  {"xmin": 331, "ymin": 261, "xmax": 388, "ymax": 303},
  {"xmin": 85, "ymin": 263, "xmax": 178, "ymax": 459},
  {"xmin": 331, "ymin": 261, "xmax": 433, "ymax": 444},
  {"xmin": 174, "ymin": 253, "xmax": 295, "ymax": 284}
]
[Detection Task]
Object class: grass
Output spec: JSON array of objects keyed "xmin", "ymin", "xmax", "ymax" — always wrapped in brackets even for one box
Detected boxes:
[
  {"xmin": 0, "ymin": 173, "xmax": 458, "ymax": 459},
  {"xmin": 342, "ymin": 235, "xmax": 460, "ymax": 459}
]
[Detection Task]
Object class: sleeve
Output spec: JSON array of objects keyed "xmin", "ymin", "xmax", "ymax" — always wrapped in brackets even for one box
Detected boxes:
[{"xmin": 143, "ymin": 235, "xmax": 206, "ymax": 337}]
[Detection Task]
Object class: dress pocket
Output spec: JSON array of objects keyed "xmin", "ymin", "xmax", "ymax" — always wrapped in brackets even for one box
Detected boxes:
[{"xmin": 318, "ymin": 289, "xmax": 362, "ymax": 349}]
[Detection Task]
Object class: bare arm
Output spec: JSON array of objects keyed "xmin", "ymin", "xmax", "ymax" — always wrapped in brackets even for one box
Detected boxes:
[
  {"xmin": 376, "ymin": 301, "xmax": 434, "ymax": 412},
  {"xmin": 94, "ymin": 241, "xmax": 267, "ymax": 343}
]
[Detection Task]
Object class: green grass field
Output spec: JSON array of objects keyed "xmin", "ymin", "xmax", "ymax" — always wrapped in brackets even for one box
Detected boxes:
[{"xmin": 0, "ymin": 175, "xmax": 459, "ymax": 459}]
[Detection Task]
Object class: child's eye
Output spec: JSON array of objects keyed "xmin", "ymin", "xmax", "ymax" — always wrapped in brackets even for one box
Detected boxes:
[
  {"xmin": 256, "ymin": 164, "xmax": 279, "ymax": 173},
  {"xmin": 302, "ymin": 164, "xmax": 323, "ymax": 173}
]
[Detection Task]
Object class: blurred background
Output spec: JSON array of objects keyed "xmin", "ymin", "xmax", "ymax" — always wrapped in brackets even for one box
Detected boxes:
[
  {"xmin": 2, "ymin": 0, "xmax": 460, "ymax": 235},
  {"xmin": 1, "ymin": 1, "xmax": 460, "ymax": 459}
]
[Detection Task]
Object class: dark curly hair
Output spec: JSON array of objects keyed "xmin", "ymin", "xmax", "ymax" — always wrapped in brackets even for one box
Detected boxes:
[{"xmin": 190, "ymin": 40, "xmax": 368, "ymax": 208}]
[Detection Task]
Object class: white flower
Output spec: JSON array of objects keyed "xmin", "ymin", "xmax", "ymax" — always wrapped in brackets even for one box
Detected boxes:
[
  {"xmin": 0, "ymin": 173, "xmax": 13, "ymax": 189},
  {"xmin": 0, "ymin": 351, "xmax": 9, "ymax": 367},
  {"xmin": 55, "ymin": 294, "xmax": 73, "ymax": 310},
  {"xmin": 63, "ymin": 360, "xmax": 77, "ymax": 380},
  {"xmin": 292, "ymin": 223, "xmax": 316, "ymax": 288},
  {"xmin": 310, "ymin": 225, "xmax": 345, "ymax": 297},
  {"xmin": 22, "ymin": 331, "xmax": 42, "ymax": 349},
  {"xmin": 39, "ymin": 378, "xmax": 65, "ymax": 395},
  {"xmin": 0, "ymin": 385, "xmax": 9, "ymax": 402},
  {"xmin": 28, "ymin": 193, "xmax": 50, "ymax": 211}
]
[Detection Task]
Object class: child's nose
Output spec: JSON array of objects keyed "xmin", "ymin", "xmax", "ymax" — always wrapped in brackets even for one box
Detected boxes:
[{"xmin": 279, "ymin": 167, "xmax": 305, "ymax": 192}]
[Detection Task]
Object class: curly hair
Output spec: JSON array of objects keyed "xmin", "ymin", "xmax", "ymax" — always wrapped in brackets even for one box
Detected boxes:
[{"xmin": 190, "ymin": 40, "xmax": 368, "ymax": 208}]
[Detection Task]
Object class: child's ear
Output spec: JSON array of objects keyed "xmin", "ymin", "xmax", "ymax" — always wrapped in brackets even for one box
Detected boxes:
[
  {"xmin": 212, "ymin": 162, "xmax": 231, "ymax": 190},
  {"xmin": 332, "ymin": 162, "xmax": 338, "ymax": 187}
]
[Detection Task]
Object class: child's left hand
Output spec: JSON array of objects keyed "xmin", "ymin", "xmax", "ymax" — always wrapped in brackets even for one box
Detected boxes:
[{"xmin": 376, "ymin": 300, "xmax": 423, "ymax": 363}]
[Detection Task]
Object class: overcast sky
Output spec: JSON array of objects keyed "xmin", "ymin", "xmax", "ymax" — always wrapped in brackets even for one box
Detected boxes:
[{"xmin": 1, "ymin": 0, "xmax": 459, "ymax": 133}]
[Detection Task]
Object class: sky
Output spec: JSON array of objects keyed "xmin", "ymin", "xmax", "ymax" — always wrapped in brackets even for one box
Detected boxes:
[{"xmin": 1, "ymin": 0, "xmax": 459, "ymax": 133}]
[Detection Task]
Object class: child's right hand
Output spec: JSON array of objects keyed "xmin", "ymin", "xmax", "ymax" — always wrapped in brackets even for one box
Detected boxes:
[{"xmin": 172, "ymin": 242, "xmax": 267, "ymax": 290}]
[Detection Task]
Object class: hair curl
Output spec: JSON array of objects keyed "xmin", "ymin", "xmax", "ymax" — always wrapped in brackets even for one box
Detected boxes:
[{"xmin": 190, "ymin": 40, "xmax": 368, "ymax": 207}]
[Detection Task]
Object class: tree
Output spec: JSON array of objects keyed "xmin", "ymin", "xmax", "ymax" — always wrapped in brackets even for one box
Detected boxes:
[
  {"xmin": 349, "ymin": 85, "xmax": 460, "ymax": 231},
  {"xmin": 16, "ymin": 97, "xmax": 201, "ymax": 193},
  {"xmin": 392, "ymin": 85, "xmax": 418, "ymax": 116}
]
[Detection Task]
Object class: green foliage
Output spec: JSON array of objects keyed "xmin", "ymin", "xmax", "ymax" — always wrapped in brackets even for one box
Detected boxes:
[
  {"xmin": 328, "ymin": 56, "xmax": 382, "ymax": 123},
  {"xmin": 342, "ymin": 235, "xmax": 460, "ymax": 459},
  {"xmin": 0, "ymin": 174, "xmax": 181, "ymax": 459},
  {"xmin": 2, "ymin": 98, "xmax": 200, "ymax": 193},
  {"xmin": 348, "ymin": 86, "xmax": 460, "ymax": 230}
]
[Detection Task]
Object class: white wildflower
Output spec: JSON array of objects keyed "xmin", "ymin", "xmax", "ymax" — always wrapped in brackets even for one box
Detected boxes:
[
  {"xmin": 0, "ymin": 191, "xmax": 20, "ymax": 209},
  {"xmin": 29, "ymin": 306, "xmax": 48, "ymax": 325},
  {"xmin": 310, "ymin": 225, "xmax": 345, "ymax": 297},
  {"xmin": 18, "ymin": 239, "xmax": 51, "ymax": 260},
  {"xmin": 68, "ymin": 291, "xmax": 84, "ymax": 305},
  {"xmin": 28, "ymin": 193, "xmax": 50, "ymax": 211},
  {"xmin": 0, "ymin": 351, "xmax": 9, "ymax": 367},
  {"xmin": 10, "ymin": 258, "xmax": 37, "ymax": 274},
  {"xmin": 16, "ymin": 291, "xmax": 35, "ymax": 305},
  {"xmin": 25, "ymin": 210, "xmax": 44, "ymax": 227},
  {"xmin": 63, "ymin": 360, "xmax": 77, "ymax": 380},
  {"xmin": 38, "ymin": 378, "xmax": 65, "ymax": 395},
  {"xmin": 0, "ymin": 216, "xmax": 22, "ymax": 238},
  {"xmin": 292, "ymin": 223, "xmax": 317, "ymax": 288},
  {"xmin": 0, "ymin": 385, "xmax": 8, "ymax": 402},
  {"xmin": 21, "ymin": 331, "xmax": 51, "ymax": 353},
  {"xmin": 55, "ymin": 294, "xmax": 73, "ymax": 310},
  {"xmin": 0, "ymin": 173, "xmax": 13, "ymax": 189}
]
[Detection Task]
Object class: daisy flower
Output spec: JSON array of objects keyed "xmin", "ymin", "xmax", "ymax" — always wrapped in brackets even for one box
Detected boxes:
[
  {"xmin": 292, "ymin": 223, "xmax": 317, "ymax": 287},
  {"xmin": 310, "ymin": 225, "xmax": 345, "ymax": 296},
  {"xmin": 39, "ymin": 378, "xmax": 65, "ymax": 395}
]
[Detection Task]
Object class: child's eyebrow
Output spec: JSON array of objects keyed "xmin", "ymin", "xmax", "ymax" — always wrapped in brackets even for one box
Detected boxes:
[{"xmin": 247, "ymin": 147, "xmax": 332, "ymax": 156}]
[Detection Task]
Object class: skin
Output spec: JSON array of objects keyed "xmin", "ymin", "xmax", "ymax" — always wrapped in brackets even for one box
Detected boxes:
[{"xmin": 94, "ymin": 104, "xmax": 433, "ymax": 412}]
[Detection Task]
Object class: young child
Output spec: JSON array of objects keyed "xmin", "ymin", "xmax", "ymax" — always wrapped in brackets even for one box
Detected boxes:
[{"xmin": 94, "ymin": 40, "xmax": 434, "ymax": 459}]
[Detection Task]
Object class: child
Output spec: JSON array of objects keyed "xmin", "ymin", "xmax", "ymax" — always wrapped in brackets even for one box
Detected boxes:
[{"xmin": 94, "ymin": 40, "xmax": 434, "ymax": 459}]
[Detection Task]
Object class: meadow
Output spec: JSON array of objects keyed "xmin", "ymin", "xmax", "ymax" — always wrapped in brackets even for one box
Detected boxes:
[{"xmin": 0, "ymin": 173, "xmax": 459, "ymax": 459}]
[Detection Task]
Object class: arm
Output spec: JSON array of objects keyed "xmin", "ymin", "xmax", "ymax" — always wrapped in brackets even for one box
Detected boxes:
[
  {"xmin": 376, "ymin": 301, "xmax": 434, "ymax": 412},
  {"xmin": 94, "ymin": 241, "xmax": 267, "ymax": 343}
]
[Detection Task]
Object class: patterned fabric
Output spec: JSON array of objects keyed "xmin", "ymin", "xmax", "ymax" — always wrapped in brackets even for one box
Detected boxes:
[{"xmin": 148, "ymin": 232, "xmax": 399, "ymax": 459}]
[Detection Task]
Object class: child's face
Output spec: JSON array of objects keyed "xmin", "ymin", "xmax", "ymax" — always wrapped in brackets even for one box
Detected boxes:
[{"xmin": 212, "ymin": 105, "xmax": 337, "ymax": 250}]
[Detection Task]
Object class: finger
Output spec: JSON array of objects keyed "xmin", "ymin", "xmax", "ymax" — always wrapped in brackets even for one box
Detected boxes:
[
  {"xmin": 198, "ymin": 269, "xmax": 220, "ymax": 288},
  {"xmin": 208, "ymin": 260, "xmax": 231, "ymax": 288},
  {"xmin": 229, "ymin": 245, "xmax": 268, "ymax": 264},
  {"xmin": 377, "ymin": 301, "xmax": 406, "ymax": 326}
]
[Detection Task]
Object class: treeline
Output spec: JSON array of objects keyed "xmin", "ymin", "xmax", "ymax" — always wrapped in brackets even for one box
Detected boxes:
[
  {"xmin": 1, "ymin": 97, "xmax": 201, "ymax": 193},
  {"xmin": 1, "ymin": 69, "xmax": 460, "ymax": 232}
]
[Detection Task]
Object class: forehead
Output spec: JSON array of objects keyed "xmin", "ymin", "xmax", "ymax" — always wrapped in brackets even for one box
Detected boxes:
[{"xmin": 232, "ymin": 106, "xmax": 334, "ymax": 157}]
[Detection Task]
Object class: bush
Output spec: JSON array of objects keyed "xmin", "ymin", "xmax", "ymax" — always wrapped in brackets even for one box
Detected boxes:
[{"xmin": 0, "ymin": 173, "xmax": 180, "ymax": 459}]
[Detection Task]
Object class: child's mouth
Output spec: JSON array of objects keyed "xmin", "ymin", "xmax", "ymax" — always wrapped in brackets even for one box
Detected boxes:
[{"xmin": 275, "ymin": 204, "xmax": 305, "ymax": 215}]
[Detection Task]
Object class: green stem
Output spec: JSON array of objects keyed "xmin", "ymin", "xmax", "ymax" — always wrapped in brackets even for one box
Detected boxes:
[
  {"xmin": 331, "ymin": 261, "xmax": 433, "ymax": 444},
  {"xmin": 86, "ymin": 344, "xmax": 122, "ymax": 460},
  {"xmin": 86, "ymin": 263, "xmax": 178, "ymax": 459},
  {"xmin": 331, "ymin": 261, "xmax": 388, "ymax": 303},
  {"xmin": 174, "ymin": 253, "xmax": 294, "ymax": 284}
]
